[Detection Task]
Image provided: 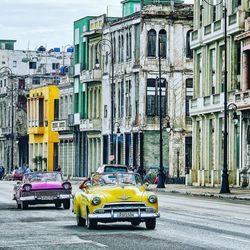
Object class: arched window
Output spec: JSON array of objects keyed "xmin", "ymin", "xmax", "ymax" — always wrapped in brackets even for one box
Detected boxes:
[
  {"xmin": 186, "ymin": 30, "xmax": 193, "ymax": 59},
  {"xmin": 147, "ymin": 29, "xmax": 156, "ymax": 57},
  {"xmin": 159, "ymin": 29, "xmax": 167, "ymax": 58},
  {"xmin": 118, "ymin": 35, "xmax": 121, "ymax": 62}
]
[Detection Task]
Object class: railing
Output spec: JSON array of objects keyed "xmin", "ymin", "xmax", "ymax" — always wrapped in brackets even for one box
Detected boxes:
[{"xmin": 52, "ymin": 120, "xmax": 67, "ymax": 132}]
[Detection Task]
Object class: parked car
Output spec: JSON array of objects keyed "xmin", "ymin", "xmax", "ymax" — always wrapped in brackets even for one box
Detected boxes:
[
  {"xmin": 11, "ymin": 169, "xmax": 25, "ymax": 181},
  {"xmin": 14, "ymin": 172, "xmax": 72, "ymax": 210},
  {"xmin": 73, "ymin": 172, "xmax": 160, "ymax": 229},
  {"xmin": 96, "ymin": 164, "xmax": 129, "ymax": 173},
  {"xmin": 144, "ymin": 166, "xmax": 168, "ymax": 184}
]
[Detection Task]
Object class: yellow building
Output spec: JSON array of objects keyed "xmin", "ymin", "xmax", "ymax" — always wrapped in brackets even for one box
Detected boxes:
[{"xmin": 27, "ymin": 85, "xmax": 59, "ymax": 171}]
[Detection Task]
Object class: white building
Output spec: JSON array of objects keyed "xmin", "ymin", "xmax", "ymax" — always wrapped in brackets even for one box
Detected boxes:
[{"xmin": 101, "ymin": 1, "xmax": 193, "ymax": 177}]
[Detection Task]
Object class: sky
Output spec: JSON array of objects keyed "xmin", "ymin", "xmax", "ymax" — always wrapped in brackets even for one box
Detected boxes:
[{"xmin": 0, "ymin": 0, "xmax": 193, "ymax": 51}]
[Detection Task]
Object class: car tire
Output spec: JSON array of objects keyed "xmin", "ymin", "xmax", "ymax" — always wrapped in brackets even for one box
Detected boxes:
[
  {"xmin": 76, "ymin": 215, "xmax": 86, "ymax": 226},
  {"xmin": 21, "ymin": 202, "xmax": 28, "ymax": 210},
  {"xmin": 145, "ymin": 218, "xmax": 156, "ymax": 230},
  {"xmin": 86, "ymin": 211, "xmax": 97, "ymax": 229},
  {"xmin": 63, "ymin": 199, "xmax": 70, "ymax": 209},
  {"xmin": 131, "ymin": 221, "xmax": 140, "ymax": 226},
  {"xmin": 55, "ymin": 202, "xmax": 61, "ymax": 208}
]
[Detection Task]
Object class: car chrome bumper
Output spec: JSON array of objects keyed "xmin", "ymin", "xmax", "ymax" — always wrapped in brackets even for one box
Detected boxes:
[
  {"xmin": 20, "ymin": 194, "xmax": 72, "ymax": 201},
  {"xmin": 89, "ymin": 212, "xmax": 160, "ymax": 220}
]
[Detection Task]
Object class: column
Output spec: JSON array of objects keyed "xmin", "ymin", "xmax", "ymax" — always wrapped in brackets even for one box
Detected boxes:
[{"xmin": 242, "ymin": 52, "xmax": 248, "ymax": 91}]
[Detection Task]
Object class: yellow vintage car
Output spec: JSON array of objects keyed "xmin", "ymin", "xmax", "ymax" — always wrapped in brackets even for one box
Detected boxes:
[{"xmin": 73, "ymin": 173, "xmax": 160, "ymax": 229}]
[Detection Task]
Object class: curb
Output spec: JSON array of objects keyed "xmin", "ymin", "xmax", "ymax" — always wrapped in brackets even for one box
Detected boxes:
[{"xmin": 146, "ymin": 188, "xmax": 250, "ymax": 201}]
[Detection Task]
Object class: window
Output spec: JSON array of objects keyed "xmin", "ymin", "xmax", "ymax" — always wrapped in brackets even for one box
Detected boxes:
[
  {"xmin": 185, "ymin": 79, "xmax": 193, "ymax": 116},
  {"xmin": 126, "ymin": 80, "xmax": 132, "ymax": 117},
  {"xmin": 146, "ymin": 78, "xmax": 167, "ymax": 116},
  {"xmin": 54, "ymin": 99, "xmax": 59, "ymax": 121},
  {"xmin": 13, "ymin": 61, "xmax": 17, "ymax": 68},
  {"xmin": 147, "ymin": 29, "xmax": 156, "ymax": 57},
  {"xmin": 32, "ymin": 77, "xmax": 40, "ymax": 85},
  {"xmin": 29, "ymin": 62, "xmax": 37, "ymax": 69},
  {"xmin": 186, "ymin": 30, "xmax": 193, "ymax": 59},
  {"xmin": 75, "ymin": 44, "xmax": 79, "ymax": 64},
  {"xmin": 121, "ymin": 35, "xmax": 124, "ymax": 62},
  {"xmin": 159, "ymin": 29, "xmax": 167, "ymax": 58},
  {"xmin": 209, "ymin": 49, "xmax": 216, "ymax": 94},
  {"xmin": 104, "ymin": 105, "xmax": 108, "ymax": 118},
  {"xmin": 52, "ymin": 63, "xmax": 59, "ymax": 70},
  {"xmin": 18, "ymin": 79, "xmax": 25, "ymax": 89},
  {"xmin": 146, "ymin": 79, "xmax": 156, "ymax": 116}
]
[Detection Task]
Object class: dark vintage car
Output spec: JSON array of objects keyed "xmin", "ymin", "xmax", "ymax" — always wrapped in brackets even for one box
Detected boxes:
[{"xmin": 14, "ymin": 172, "xmax": 72, "ymax": 210}]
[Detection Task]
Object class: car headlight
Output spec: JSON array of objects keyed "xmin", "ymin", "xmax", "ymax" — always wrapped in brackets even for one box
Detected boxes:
[
  {"xmin": 92, "ymin": 196, "xmax": 101, "ymax": 205},
  {"xmin": 148, "ymin": 195, "xmax": 157, "ymax": 204},
  {"xmin": 63, "ymin": 182, "xmax": 71, "ymax": 190},
  {"xmin": 23, "ymin": 184, "xmax": 32, "ymax": 192}
]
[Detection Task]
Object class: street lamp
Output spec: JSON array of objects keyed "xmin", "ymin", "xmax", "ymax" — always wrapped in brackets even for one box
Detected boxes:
[
  {"xmin": 203, "ymin": 0, "xmax": 230, "ymax": 193},
  {"xmin": 228, "ymin": 103, "xmax": 238, "ymax": 125},
  {"xmin": 96, "ymin": 38, "xmax": 115, "ymax": 164},
  {"xmin": 157, "ymin": 35, "xmax": 165, "ymax": 188},
  {"xmin": 0, "ymin": 66, "xmax": 14, "ymax": 173}
]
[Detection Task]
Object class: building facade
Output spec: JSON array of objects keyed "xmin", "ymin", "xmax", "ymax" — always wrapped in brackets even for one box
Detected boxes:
[
  {"xmin": 101, "ymin": 1, "xmax": 193, "ymax": 176},
  {"xmin": 27, "ymin": 85, "xmax": 59, "ymax": 171},
  {"xmin": 0, "ymin": 40, "xmax": 73, "ymax": 172},
  {"xmin": 52, "ymin": 75, "xmax": 75, "ymax": 178},
  {"xmin": 188, "ymin": 0, "xmax": 248, "ymax": 186}
]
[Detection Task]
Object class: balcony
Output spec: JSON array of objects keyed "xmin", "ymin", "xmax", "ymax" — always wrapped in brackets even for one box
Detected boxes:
[
  {"xmin": 52, "ymin": 120, "xmax": 67, "ymax": 132},
  {"xmin": 80, "ymin": 69, "xmax": 102, "ymax": 83},
  {"xmin": 234, "ymin": 90, "xmax": 250, "ymax": 110},
  {"xmin": 190, "ymin": 92, "xmax": 234, "ymax": 116},
  {"xmin": 191, "ymin": 10, "xmax": 244, "ymax": 50},
  {"xmin": 68, "ymin": 113, "xmax": 80, "ymax": 126},
  {"xmin": 79, "ymin": 118, "xmax": 102, "ymax": 132},
  {"xmin": 28, "ymin": 126, "xmax": 44, "ymax": 135}
]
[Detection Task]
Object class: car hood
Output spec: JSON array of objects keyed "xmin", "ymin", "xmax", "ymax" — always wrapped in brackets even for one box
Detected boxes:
[
  {"xmin": 28, "ymin": 182, "xmax": 63, "ymax": 190},
  {"xmin": 88, "ymin": 185, "xmax": 146, "ymax": 202}
]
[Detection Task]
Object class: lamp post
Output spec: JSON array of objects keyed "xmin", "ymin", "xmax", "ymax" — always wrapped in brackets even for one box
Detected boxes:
[
  {"xmin": 157, "ymin": 35, "xmax": 165, "ymax": 188},
  {"xmin": 96, "ymin": 38, "xmax": 115, "ymax": 164},
  {"xmin": 0, "ymin": 66, "xmax": 14, "ymax": 173},
  {"xmin": 203, "ymin": 0, "xmax": 230, "ymax": 193}
]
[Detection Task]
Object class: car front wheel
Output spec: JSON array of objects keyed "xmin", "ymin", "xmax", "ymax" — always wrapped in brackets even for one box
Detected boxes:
[
  {"xmin": 63, "ymin": 199, "xmax": 70, "ymax": 209},
  {"xmin": 21, "ymin": 202, "xmax": 28, "ymax": 210},
  {"xmin": 145, "ymin": 218, "xmax": 156, "ymax": 230},
  {"xmin": 76, "ymin": 215, "xmax": 86, "ymax": 226},
  {"xmin": 86, "ymin": 211, "xmax": 97, "ymax": 229}
]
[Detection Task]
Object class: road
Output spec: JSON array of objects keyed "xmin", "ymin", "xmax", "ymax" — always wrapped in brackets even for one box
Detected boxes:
[{"xmin": 0, "ymin": 181, "xmax": 250, "ymax": 250}]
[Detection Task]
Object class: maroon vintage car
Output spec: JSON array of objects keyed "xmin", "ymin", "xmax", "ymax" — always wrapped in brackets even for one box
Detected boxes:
[
  {"xmin": 14, "ymin": 172, "xmax": 72, "ymax": 210},
  {"xmin": 11, "ymin": 169, "xmax": 25, "ymax": 181}
]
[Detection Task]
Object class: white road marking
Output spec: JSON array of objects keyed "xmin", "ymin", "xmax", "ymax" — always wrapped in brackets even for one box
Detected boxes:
[
  {"xmin": 0, "ymin": 236, "xmax": 108, "ymax": 248},
  {"xmin": 220, "ymin": 235, "xmax": 250, "ymax": 243}
]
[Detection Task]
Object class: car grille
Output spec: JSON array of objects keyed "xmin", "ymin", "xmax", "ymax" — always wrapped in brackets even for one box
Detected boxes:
[
  {"xmin": 22, "ymin": 189, "xmax": 71, "ymax": 197},
  {"xmin": 102, "ymin": 202, "xmax": 147, "ymax": 213}
]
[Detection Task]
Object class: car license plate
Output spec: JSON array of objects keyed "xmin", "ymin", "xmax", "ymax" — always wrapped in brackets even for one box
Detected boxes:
[
  {"xmin": 41, "ymin": 196, "xmax": 54, "ymax": 200},
  {"xmin": 116, "ymin": 212, "xmax": 134, "ymax": 217}
]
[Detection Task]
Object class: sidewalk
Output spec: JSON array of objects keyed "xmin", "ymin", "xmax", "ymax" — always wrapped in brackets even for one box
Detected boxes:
[{"xmin": 146, "ymin": 184, "xmax": 250, "ymax": 201}]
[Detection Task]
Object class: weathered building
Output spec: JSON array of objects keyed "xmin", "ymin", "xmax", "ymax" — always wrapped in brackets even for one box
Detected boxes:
[
  {"xmin": 0, "ymin": 40, "xmax": 73, "ymax": 172},
  {"xmin": 101, "ymin": 0, "xmax": 193, "ymax": 176},
  {"xmin": 188, "ymin": 0, "xmax": 248, "ymax": 186},
  {"xmin": 52, "ymin": 74, "xmax": 75, "ymax": 178}
]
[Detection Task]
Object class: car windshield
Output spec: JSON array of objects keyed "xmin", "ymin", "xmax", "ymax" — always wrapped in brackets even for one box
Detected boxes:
[
  {"xmin": 104, "ymin": 166, "xmax": 128, "ymax": 172},
  {"xmin": 23, "ymin": 172, "xmax": 62, "ymax": 182},
  {"xmin": 91, "ymin": 173, "xmax": 142, "ymax": 186}
]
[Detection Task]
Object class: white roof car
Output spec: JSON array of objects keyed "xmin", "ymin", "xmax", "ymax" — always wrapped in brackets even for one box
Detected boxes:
[{"xmin": 96, "ymin": 164, "xmax": 129, "ymax": 173}]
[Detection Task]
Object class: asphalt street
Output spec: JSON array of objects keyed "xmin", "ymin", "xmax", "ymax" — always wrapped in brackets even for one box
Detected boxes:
[{"xmin": 0, "ymin": 181, "xmax": 250, "ymax": 250}]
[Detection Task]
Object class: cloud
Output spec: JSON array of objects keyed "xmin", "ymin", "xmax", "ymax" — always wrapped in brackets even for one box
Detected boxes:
[{"xmin": 0, "ymin": 0, "xmax": 193, "ymax": 50}]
